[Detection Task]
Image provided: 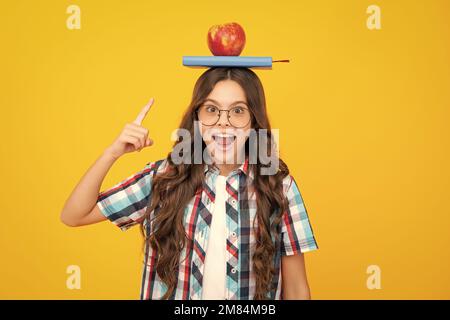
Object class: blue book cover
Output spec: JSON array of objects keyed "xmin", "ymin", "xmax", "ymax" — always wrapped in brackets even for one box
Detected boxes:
[{"xmin": 183, "ymin": 56, "xmax": 274, "ymax": 67}]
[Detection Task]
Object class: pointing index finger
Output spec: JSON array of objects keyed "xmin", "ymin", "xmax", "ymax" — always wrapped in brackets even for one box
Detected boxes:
[{"xmin": 133, "ymin": 98, "xmax": 154, "ymax": 125}]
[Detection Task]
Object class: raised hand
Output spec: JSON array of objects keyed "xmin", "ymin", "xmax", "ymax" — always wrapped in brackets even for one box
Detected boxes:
[{"xmin": 105, "ymin": 98, "xmax": 155, "ymax": 159}]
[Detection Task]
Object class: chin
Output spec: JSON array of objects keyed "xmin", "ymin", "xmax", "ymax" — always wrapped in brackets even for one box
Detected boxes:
[{"xmin": 212, "ymin": 148, "xmax": 246, "ymax": 166}]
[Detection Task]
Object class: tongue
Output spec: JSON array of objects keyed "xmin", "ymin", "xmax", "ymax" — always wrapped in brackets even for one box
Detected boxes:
[{"xmin": 217, "ymin": 136, "xmax": 232, "ymax": 145}]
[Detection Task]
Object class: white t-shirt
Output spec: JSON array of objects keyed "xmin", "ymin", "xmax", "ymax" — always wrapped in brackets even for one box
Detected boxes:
[{"xmin": 202, "ymin": 175, "xmax": 227, "ymax": 299}]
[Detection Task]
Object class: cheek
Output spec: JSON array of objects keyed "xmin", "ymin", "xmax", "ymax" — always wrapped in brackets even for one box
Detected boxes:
[
  {"xmin": 200, "ymin": 125, "xmax": 213, "ymax": 145},
  {"xmin": 235, "ymin": 126, "xmax": 252, "ymax": 148}
]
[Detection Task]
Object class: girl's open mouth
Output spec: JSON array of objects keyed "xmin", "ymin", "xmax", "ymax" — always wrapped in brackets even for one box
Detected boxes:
[{"xmin": 212, "ymin": 133, "xmax": 236, "ymax": 152}]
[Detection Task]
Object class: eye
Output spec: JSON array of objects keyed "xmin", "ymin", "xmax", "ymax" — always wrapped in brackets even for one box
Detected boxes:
[
  {"xmin": 205, "ymin": 105, "xmax": 217, "ymax": 113},
  {"xmin": 232, "ymin": 107, "xmax": 246, "ymax": 114}
]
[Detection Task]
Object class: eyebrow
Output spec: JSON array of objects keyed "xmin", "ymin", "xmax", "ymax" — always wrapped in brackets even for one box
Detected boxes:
[{"xmin": 203, "ymin": 98, "xmax": 248, "ymax": 107}]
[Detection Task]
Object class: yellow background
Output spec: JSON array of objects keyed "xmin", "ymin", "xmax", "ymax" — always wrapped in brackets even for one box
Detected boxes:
[{"xmin": 1, "ymin": 0, "xmax": 449, "ymax": 299}]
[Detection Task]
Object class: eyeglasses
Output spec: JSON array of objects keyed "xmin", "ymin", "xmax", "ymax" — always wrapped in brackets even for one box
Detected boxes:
[{"xmin": 196, "ymin": 104, "xmax": 252, "ymax": 128}]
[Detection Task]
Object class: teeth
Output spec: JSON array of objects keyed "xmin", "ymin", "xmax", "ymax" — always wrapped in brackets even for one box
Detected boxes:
[
  {"xmin": 215, "ymin": 133, "xmax": 235, "ymax": 138},
  {"xmin": 212, "ymin": 133, "xmax": 236, "ymax": 144}
]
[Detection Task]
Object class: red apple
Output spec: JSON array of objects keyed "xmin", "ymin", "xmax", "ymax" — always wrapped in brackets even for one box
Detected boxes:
[{"xmin": 207, "ymin": 22, "xmax": 246, "ymax": 56}]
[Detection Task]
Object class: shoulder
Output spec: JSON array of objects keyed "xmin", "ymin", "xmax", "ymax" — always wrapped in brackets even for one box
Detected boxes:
[
  {"xmin": 281, "ymin": 174, "xmax": 306, "ymax": 203},
  {"xmin": 144, "ymin": 158, "xmax": 169, "ymax": 176},
  {"xmin": 281, "ymin": 174, "xmax": 295, "ymax": 195},
  {"xmin": 275, "ymin": 158, "xmax": 294, "ymax": 196}
]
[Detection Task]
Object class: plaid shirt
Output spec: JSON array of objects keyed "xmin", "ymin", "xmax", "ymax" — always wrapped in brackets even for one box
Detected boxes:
[{"xmin": 96, "ymin": 158, "xmax": 318, "ymax": 300}]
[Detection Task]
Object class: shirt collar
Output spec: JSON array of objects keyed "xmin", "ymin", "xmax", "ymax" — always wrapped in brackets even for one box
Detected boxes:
[{"xmin": 203, "ymin": 157, "xmax": 254, "ymax": 180}]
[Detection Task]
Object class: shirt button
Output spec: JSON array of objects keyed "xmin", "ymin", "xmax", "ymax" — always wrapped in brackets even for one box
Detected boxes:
[
  {"xmin": 231, "ymin": 231, "xmax": 237, "ymax": 238},
  {"xmin": 231, "ymin": 199, "xmax": 237, "ymax": 205},
  {"xmin": 231, "ymin": 267, "xmax": 237, "ymax": 274}
]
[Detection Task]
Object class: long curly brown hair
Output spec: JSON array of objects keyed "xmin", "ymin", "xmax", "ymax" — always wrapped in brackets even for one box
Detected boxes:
[{"xmin": 140, "ymin": 67, "xmax": 289, "ymax": 299}]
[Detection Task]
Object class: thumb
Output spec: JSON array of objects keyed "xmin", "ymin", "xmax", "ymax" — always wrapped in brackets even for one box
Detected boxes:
[{"xmin": 145, "ymin": 138, "xmax": 153, "ymax": 147}]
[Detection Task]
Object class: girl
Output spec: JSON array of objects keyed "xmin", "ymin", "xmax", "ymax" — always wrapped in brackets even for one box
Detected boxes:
[{"xmin": 60, "ymin": 67, "xmax": 318, "ymax": 300}]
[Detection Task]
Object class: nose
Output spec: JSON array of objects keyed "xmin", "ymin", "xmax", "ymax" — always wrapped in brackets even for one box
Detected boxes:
[{"xmin": 217, "ymin": 110, "xmax": 230, "ymax": 127}]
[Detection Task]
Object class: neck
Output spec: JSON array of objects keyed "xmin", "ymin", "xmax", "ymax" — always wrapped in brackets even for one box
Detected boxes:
[
  {"xmin": 209, "ymin": 151, "xmax": 248, "ymax": 177},
  {"xmin": 216, "ymin": 163, "xmax": 240, "ymax": 176}
]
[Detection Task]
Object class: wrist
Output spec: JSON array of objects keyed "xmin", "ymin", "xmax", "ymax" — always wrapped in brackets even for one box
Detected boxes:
[{"xmin": 102, "ymin": 147, "xmax": 120, "ymax": 162}]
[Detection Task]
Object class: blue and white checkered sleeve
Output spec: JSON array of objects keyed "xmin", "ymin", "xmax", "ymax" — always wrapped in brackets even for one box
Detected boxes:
[
  {"xmin": 96, "ymin": 161, "xmax": 156, "ymax": 231},
  {"xmin": 280, "ymin": 175, "xmax": 318, "ymax": 256}
]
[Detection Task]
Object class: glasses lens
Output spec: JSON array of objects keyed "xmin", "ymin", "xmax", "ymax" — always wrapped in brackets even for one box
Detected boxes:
[
  {"xmin": 198, "ymin": 105, "xmax": 219, "ymax": 125},
  {"xmin": 229, "ymin": 107, "xmax": 251, "ymax": 128}
]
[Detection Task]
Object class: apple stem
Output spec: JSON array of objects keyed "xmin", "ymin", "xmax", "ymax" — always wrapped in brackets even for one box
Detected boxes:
[{"xmin": 273, "ymin": 59, "xmax": 290, "ymax": 63}]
